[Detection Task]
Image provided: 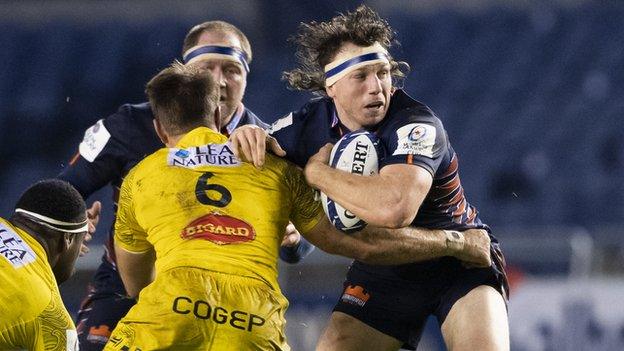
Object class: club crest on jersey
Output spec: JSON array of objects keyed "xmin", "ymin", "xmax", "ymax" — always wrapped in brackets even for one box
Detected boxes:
[
  {"xmin": 181, "ymin": 213, "xmax": 255, "ymax": 245},
  {"xmin": 392, "ymin": 123, "xmax": 436, "ymax": 158},
  {"xmin": 168, "ymin": 143, "xmax": 239, "ymax": 168},
  {"xmin": 0, "ymin": 224, "xmax": 36, "ymax": 267},
  {"xmin": 340, "ymin": 285, "xmax": 371, "ymax": 307}
]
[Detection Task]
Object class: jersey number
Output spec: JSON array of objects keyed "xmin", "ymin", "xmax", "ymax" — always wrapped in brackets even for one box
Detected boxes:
[{"xmin": 195, "ymin": 172, "xmax": 232, "ymax": 207}]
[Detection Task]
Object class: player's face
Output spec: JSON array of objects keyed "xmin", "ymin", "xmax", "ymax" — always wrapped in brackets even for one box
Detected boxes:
[
  {"xmin": 327, "ymin": 45, "xmax": 393, "ymax": 130},
  {"xmin": 52, "ymin": 232, "xmax": 86, "ymax": 283},
  {"xmin": 189, "ymin": 30, "xmax": 248, "ymax": 126}
]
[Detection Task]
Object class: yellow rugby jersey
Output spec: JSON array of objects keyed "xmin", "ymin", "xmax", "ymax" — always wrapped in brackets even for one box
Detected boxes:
[
  {"xmin": 0, "ymin": 218, "xmax": 78, "ymax": 351},
  {"xmin": 115, "ymin": 127, "xmax": 322, "ymax": 291}
]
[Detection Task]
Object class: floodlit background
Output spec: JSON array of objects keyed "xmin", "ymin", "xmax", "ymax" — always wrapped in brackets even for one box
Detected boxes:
[{"xmin": 1, "ymin": 0, "xmax": 623, "ymax": 350}]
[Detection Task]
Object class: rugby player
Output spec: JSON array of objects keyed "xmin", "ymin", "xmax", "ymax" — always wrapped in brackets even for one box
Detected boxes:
[
  {"xmin": 230, "ymin": 5, "xmax": 509, "ymax": 351},
  {"xmin": 0, "ymin": 179, "xmax": 88, "ymax": 351},
  {"xmin": 57, "ymin": 20, "xmax": 312, "ymax": 350},
  {"xmin": 104, "ymin": 60, "xmax": 493, "ymax": 350}
]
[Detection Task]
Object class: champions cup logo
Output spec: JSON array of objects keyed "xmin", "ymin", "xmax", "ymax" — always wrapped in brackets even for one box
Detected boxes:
[
  {"xmin": 181, "ymin": 213, "xmax": 255, "ymax": 245},
  {"xmin": 409, "ymin": 125, "xmax": 427, "ymax": 141}
]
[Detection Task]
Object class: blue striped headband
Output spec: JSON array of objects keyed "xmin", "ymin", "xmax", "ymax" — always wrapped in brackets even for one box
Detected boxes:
[
  {"xmin": 324, "ymin": 44, "xmax": 390, "ymax": 87},
  {"xmin": 183, "ymin": 45, "xmax": 250, "ymax": 73}
]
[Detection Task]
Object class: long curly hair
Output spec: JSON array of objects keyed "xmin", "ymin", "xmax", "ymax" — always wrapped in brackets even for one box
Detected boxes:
[{"xmin": 283, "ymin": 5, "xmax": 409, "ymax": 94}]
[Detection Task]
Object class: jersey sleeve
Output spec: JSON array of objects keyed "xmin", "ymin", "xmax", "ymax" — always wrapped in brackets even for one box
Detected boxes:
[
  {"xmin": 379, "ymin": 111, "xmax": 448, "ymax": 176},
  {"xmin": 114, "ymin": 170, "xmax": 150, "ymax": 253},
  {"xmin": 56, "ymin": 117, "xmax": 127, "ymax": 198},
  {"xmin": 26, "ymin": 289, "xmax": 78, "ymax": 351},
  {"xmin": 283, "ymin": 164, "xmax": 324, "ymax": 235}
]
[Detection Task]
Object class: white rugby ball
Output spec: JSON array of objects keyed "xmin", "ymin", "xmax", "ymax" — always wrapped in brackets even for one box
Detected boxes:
[{"xmin": 321, "ymin": 130, "xmax": 382, "ymax": 233}]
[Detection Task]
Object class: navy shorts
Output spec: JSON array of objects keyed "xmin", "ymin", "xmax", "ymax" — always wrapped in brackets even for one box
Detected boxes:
[
  {"xmin": 75, "ymin": 261, "xmax": 136, "ymax": 351},
  {"xmin": 333, "ymin": 243, "xmax": 508, "ymax": 350}
]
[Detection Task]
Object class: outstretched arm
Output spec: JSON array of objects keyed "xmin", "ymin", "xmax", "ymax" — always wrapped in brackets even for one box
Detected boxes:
[{"xmin": 303, "ymin": 216, "xmax": 491, "ymax": 267}]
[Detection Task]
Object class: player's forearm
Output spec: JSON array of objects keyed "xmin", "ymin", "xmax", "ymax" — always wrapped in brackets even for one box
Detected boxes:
[
  {"xmin": 350, "ymin": 226, "xmax": 451, "ymax": 265},
  {"xmin": 305, "ymin": 163, "xmax": 410, "ymax": 227},
  {"xmin": 353, "ymin": 226, "xmax": 492, "ymax": 267}
]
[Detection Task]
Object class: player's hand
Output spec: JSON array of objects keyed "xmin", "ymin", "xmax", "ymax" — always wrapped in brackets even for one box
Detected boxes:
[
  {"xmin": 81, "ymin": 201, "xmax": 101, "ymax": 257},
  {"xmin": 229, "ymin": 125, "xmax": 286, "ymax": 168},
  {"xmin": 280, "ymin": 223, "xmax": 301, "ymax": 247},
  {"xmin": 453, "ymin": 229, "xmax": 491, "ymax": 268}
]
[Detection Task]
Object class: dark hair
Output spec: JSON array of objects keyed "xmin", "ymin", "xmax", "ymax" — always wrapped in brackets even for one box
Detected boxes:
[
  {"xmin": 145, "ymin": 61, "xmax": 220, "ymax": 135},
  {"xmin": 15, "ymin": 179, "xmax": 86, "ymax": 224},
  {"xmin": 283, "ymin": 5, "xmax": 409, "ymax": 94},
  {"xmin": 182, "ymin": 20, "xmax": 253, "ymax": 64}
]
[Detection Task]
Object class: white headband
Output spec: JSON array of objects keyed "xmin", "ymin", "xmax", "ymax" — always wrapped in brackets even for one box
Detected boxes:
[
  {"xmin": 15, "ymin": 208, "xmax": 88, "ymax": 234},
  {"xmin": 183, "ymin": 44, "xmax": 250, "ymax": 73},
  {"xmin": 324, "ymin": 42, "xmax": 390, "ymax": 87}
]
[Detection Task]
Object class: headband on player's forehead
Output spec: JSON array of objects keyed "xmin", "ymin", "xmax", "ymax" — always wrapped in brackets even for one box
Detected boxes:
[
  {"xmin": 324, "ymin": 42, "xmax": 390, "ymax": 87},
  {"xmin": 183, "ymin": 45, "xmax": 250, "ymax": 73},
  {"xmin": 15, "ymin": 208, "xmax": 88, "ymax": 234}
]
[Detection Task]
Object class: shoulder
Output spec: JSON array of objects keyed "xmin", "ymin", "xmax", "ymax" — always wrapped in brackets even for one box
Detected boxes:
[
  {"xmin": 242, "ymin": 108, "xmax": 269, "ymax": 129},
  {"xmin": 380, "ymin": 90, "xmax": 444, "ymax": 134},
  {"xmin": 123, "ymin": 148, "xmax": 167, "ymax": 185},
  {"xmin": 388, "ymin": 90, "xmax": 439, "ymax": 123},
  {"xmin": 102, "ymin": 102, "xmax": 153, "ymax": 133},
  {"xmin": 268, "ymin": 96, "xmax": 333, "ymax": 134}
]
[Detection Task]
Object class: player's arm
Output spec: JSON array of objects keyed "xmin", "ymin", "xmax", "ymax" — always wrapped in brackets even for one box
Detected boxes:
[
  {"xmin": 287, "ymin": 158, "xmax": 490, "ymax": 267},
  {"xmin": 302, "ymin": 216, "xmax": 491, "ymax": 267},
  {"xmin": 114, "ymin": 170, "xmax": 154, "ymax": 298},
  {"xmin": 114, "ymin": 244, "xmax": 156, "ymax": 298},
  {"xmin": 304, "ymin": 143, "xmax": 429, "ymax": 228},
  {"xmin": 58, "ymin": 117, "xmax": 128, "ymax": 254}
]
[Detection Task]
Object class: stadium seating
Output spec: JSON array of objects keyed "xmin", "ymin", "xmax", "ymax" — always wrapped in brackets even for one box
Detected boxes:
[{"xmin": 1, "ymin": 1, "xmax": 622, "ymax": 231}]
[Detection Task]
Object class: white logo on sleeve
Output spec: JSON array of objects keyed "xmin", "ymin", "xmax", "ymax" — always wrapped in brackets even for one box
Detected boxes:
[
  {"xmin": 79, "ymin": 119, "xmax": 111, "ymax": 162},
  {"xmin": 0, "ymin": 223, "xmax": 36, "ymax": 268},
  {"xmin": 66, "ymin": 329, "xmax": 78, "ymax": 351},
  {"xmin": 392, "ymin": 123, "xmax": 437, "ymax": 158},
  {"xmin": 267, "ymin": 113, "xmax": 293, "ymax": 135}
]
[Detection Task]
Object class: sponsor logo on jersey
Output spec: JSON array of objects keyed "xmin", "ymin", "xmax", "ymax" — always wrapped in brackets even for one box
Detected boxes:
[
  {"xmin": 0, "ymin": 224, "xmax": 36, "ymax": 267},
  {"xmin": 172, "ymin": 296, "xmax": 266, "ymax": 332},
  {"xmin": 86, "ymin": 325, "xmax": 112, "ymax": 344},
  {"xmin": 340, "ymin": 284, "xmax": 371, "ymax": 307},
  {"xmin": 267, "ymin": 112, "xmax": 293, "ymax": 134},
  {"xmin": 168, "ymin": 143, "xmax": 240, "ymax": 168},
  {"xmin": 181, "ymin": 213, "xmax": 255, "ymax": 245},
  {"xmin": 392, "ymin": 123, "xmax": 436, "ymax": 158},
  {"xmin": 79, "ymin": 119, "xmax": 111, "ymax": 162}
]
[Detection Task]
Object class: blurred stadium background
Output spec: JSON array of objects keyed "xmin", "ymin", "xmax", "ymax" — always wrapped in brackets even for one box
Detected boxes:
[{"xmin": 0, "ymin": 0, "xmax": 623, "ymax": 350}]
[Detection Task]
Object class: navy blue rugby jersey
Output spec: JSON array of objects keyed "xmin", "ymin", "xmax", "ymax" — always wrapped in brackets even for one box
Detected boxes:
[
  {"xmin": 58, "ymin": 102, "xmax": 267, "ymax": 264},
  {"xmin": 269, "ymin": 89, "xmax": 491, "ymax": 234},
  {"xmin": 269, "ymin": 90, "xmax": 503, "ymax": 280}
]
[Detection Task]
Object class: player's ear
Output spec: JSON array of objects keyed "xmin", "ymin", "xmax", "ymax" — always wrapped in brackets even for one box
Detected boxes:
[
  {"xmin": 61, "ymin": 232, "xmax": 72, "ymax": 253},
  {"xmin": 326, "ymin": 85, "xmax": 337, "ymax": 99},
  {"xmin": 153, "ymin": 119, "xmax": 168, "ymax": 145}
]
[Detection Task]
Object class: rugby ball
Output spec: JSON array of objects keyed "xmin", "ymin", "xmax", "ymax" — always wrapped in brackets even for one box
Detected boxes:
[{"xmin": 321, "ymin": 130, "xmax": 382, "ymax": 233}]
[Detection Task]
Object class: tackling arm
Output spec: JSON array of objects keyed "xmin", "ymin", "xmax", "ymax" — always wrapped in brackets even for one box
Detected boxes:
[{"xmin": 303, "ymin": 216, "xmax": 491, "ymax": 267}]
